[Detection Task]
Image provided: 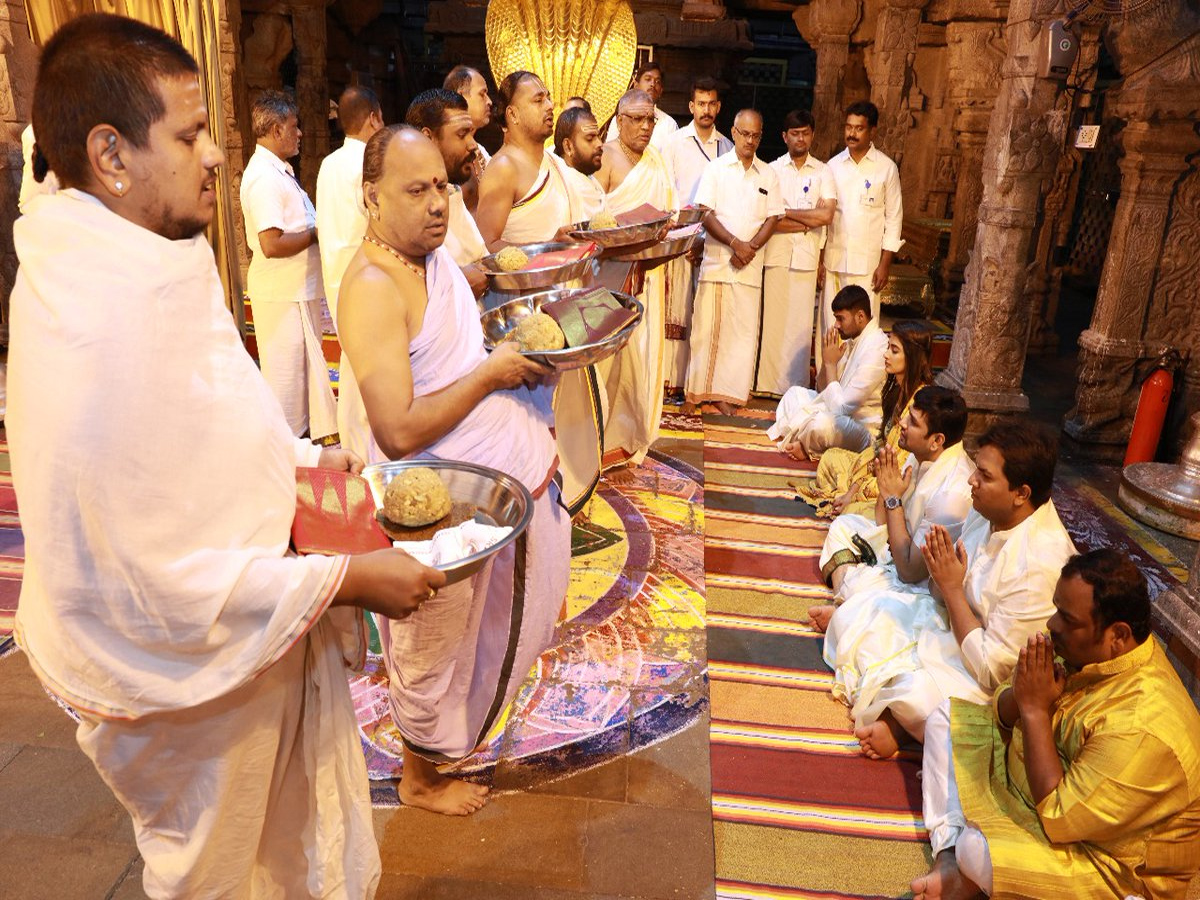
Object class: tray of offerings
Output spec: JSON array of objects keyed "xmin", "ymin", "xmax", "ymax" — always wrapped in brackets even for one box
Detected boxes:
[
  {"xmin": 478, "ymin": 241, "xmax": 600, "ymax": 291},
  {"xmin": 610, "ymin": 224, "xmax": 703, "ymax": 263},
  {"xmin": 360, "ymin": 459, "xmax": 533, "ymax": 585},
  {"xmin": 479, "ymin": 287, "xmax": 643, "ymax": 371},
  {"xmin": 567, "ymin": 204, "xmax": 674, "ymax": 249},
  {"xmin": 673, "ymin": 204, "xmax": 710, "ymax": 227}
]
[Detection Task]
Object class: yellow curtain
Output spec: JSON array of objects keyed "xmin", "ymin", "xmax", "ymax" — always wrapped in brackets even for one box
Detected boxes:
[{"xmin": 24, "ymin": 0, "xmax": 244, "ymax": 328}]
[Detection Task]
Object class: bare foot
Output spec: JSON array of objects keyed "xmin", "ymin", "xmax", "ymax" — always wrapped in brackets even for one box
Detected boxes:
[
  {"xmin": 680, "ymin": 402, "xmax": 698, "ymax": 415},
  {"xmin": 854, "ymin": 715, "xmax": 903, "ymax": 760},
  {"xmin": 911, "ymin": 850, "xmax": 983, "ymax": 900},
  {"xmin": 807, "ymin": 603, "xmax": 836, "ymax": 633},
  {"xmin": 398, "ymin": 748, "xmax": 489, "ymax": 816},
  {"xmin": 605, "ymin": 465, "xmax": 637, "ymax": 485},
  {"xmin": 714, "ymin": 401, "xmax": 738, "ymax": 416}
]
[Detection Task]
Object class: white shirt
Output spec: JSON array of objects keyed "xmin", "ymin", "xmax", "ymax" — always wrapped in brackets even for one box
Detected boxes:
[
  {"xmin": 241, "ymin": 144, "xmax": 321, "ymax": 304},
  {"xmin": 819, "ymin": 316, "xmax": 889, "ymax": 427},
  {"xmin": 764, "ymin": 153, "xmax": 837, "ymax": 271},
  {"xmin": 898, "ymin": 441, "xmax": 976, "ymax": 548},
  {"xmin": 443, "ymin": 187, "xmax": 487, "ymax": 267},
  {"xmin": 662, "ymin": 121, "xmax": 732, "ymax": 206},
  {"xmin": 824, "ymin": 143, "xmax": 904, "ymax": 276},
  {"xmin": 315, "ymin": 137, "xmax": 367, "ymax": 321},
  {"xmin": 694, "ymin": 150, "xmax": 784, "ymax": 287},
  {"xmin": 605, "ymin": 107, "xmax": 679, "ymax": 152}
]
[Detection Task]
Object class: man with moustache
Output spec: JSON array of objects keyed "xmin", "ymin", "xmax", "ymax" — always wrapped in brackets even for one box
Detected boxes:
[
  {"xmin": 662, "ymin": 76, "xmax": 731, "ymax": 393},
  {"xmin": 821, "ymin": 100, "xmax": 903, "ymax": 364},
  {"xmin": 444, "ymin": 64, "xmax": 494, "ymax": 169},
  {"xmin": 406, "ymin": 88, "xmax": 489, "ymax": 295},
  {"xmin": 756, "ymin": 109, "xmax": 837, "ymax": 397},
  {"xmin": 12, "ymin": 15, "xmax": 446, "ymax": 895},
  {"xmin": 316, "ymin": 84, "xmax": 383, "ymax": 324},
  {"xmin": 554, "ymin": 105, "xmax": 606, "ymax": 221},
  {"xmin": 593, "ymin": 88, "xmax": 677, "ymax": 472},
  {"xmin": 684, "ymin": 108, "xmax": 782, "ymax": 416},
  {"xmin": 605, "ymin": 61, "xmax": 678, "ymax": 151},
  {"xmin": 241, "ymin": 89, "xmax": 337, "ymax": 440},
  {"xmin": 336, "ymin": 126, "xmax": 570, "ymax": 817},
  {"xmin": 915, "ymin": 550, "xmax": 1200, "ymax": 900}
]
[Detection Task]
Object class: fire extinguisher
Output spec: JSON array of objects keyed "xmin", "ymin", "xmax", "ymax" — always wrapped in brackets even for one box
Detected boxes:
[{"xmin": 1124, "ymin": 349, "xmax": 1182, "ymax": 466}]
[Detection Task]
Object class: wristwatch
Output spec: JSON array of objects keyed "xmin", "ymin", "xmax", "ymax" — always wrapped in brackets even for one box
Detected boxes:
[{"xmin": 884, "ymin": 495, "xmax": 903, "ymax": 511}]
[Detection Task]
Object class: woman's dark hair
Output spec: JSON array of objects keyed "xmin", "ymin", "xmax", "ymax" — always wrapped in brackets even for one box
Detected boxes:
[{"xmin": 879, "ymin": 320, "xmax": 934, "ymax": 440}]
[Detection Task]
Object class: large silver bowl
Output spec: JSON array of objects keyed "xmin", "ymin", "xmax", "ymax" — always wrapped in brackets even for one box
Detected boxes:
[
  {"xmin": 611, "ymin": 228, "xmax": 702, "ymax": 263},
  {"xmin": 567, "ymin": 212, "xmax": 674, "ymax": 248},
  {"xmin": 674, "ymin": 205, "xmax": 710, "ymax": 227},
  {"xmin": 479, "ymin": 241, "xmax": 600, "ymax": 291},
  {"xmin": 361, "ymin": 459, "xmax": 532, "ymax": 585},
  {"xmin": 479, "ymin": 288, "xmax": 644, "ymax": 371}
]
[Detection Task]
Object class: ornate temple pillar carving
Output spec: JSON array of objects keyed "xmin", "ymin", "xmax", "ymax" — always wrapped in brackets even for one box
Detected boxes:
[
  {"xmin": 0, "ymin": 0, "xmax": 38, "ymax": 341},
  {"xmin": 866, "ymin": 0, "xmax": 930, "ymax": 165},
  {"xmin": 288, "ymin": 0, "xmax": 330, "ymax": 196},
  {"xmin": 796, "ymin": 0, "xmax": 862, "ymax": 163},
  {"xmin": 943, "ymin": 20, "xmax": 1004, "ymax": 294},
  {"xmin": 937, "ymin": 0, "xmax": 1069, "ymax": 424}
]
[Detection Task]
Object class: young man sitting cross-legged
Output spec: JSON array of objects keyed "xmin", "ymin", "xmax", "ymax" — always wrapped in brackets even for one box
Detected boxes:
[
  {"xmin": 822, "ymin": 421, "xmax": 1076, "ymax": 760},
  {"xmin": 914, "ymin": 549, "xmax": 1200, "ymax": 900},
  {"xmin": 808, "ymin": 385, "xmax": 974, "ymax": 633}
]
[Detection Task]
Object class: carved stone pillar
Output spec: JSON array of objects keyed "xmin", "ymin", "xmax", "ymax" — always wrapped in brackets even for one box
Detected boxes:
[
  {"xmin": 937, "ymin": 0, "xmax": 1069, "ymax": 424},
  {"xmin": 0, "ymin": 0, "xmax": 39, "ymax": 341},
  {"xmin": 943, "ymin": 21, "xmax": 1004, "ymax": 294},
  {"xmin": 289, "ymin": 0, "xmax": 330, "ymax": 197},
  {"xmin": 867, "ymin": 0, "xmax": 929, "ymax": 165},
  {"xmin": 796, "ymin": 0, "xmax": 862, "ymax": 163},
  {"xmin": 1064, "ymin": 120, "xmax": 1200, "ymax": 451}
]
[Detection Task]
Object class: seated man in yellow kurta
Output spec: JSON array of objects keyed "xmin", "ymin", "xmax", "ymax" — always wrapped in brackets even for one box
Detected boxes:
[{"xmin": 914, "ymin": 548, "xmax": 1200, "ymax": 900}]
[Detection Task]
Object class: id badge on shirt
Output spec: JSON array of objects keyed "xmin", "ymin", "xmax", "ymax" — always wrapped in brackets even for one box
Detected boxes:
[
  {"xmin": 859, "ymin": 178, "xmax": 880, "ymax": 209},
  {"xmin": 799, "ymin": 178, "xmax": 815, "ymax": 210}
]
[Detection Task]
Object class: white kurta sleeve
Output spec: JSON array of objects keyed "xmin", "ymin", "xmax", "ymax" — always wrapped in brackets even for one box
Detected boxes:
[
  {"xmin": 764, "ymin": 167, "xmax": 785, "ymax": 218},
  {"xmin": 959, "ymin": 563, "xmax": 1059, "ymax": 694},
  {"xmin": 821, "ymin": 342, "xmax": 887, "ymax": 418},
  {"xmin": 693, "ymin": 161, "xmax": 719, "ymax": 210}
]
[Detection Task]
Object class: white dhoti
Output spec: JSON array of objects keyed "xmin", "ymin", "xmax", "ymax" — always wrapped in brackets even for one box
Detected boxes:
[
  {"xmin": 251, "ymin": 297, "xmax": 337, "ymax": 440},
  {"xmin": 685, "ymin": 280, "xmax": 761, "ymax": 406},
  {"xmin": 817, "ymin": 271, "xmax": 875, "ymax": 368},
  {"xmin": 76, "ymin": 619, "xmax": 380, "ymax": 899},
  {"xmin": 769, "ymin": 386, "xmax": 872, "ymax": 456},
  {"xmin": 664, "ymin": 256, "xmax": 697, "ymax": 392},
  {"xmin": 756, "ymin": 266, "xmax": 817, "ymax": 397}
]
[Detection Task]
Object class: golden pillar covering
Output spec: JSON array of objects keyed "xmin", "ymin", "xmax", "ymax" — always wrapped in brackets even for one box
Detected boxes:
[{"xmin": 485, "ymin": 0, "xmax": 638, "ymax": 129}]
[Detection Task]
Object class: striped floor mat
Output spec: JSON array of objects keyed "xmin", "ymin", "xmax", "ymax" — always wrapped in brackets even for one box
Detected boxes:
[{"xmin": 704, "ymin": 410, "xmax": 931, "ymax": 900}]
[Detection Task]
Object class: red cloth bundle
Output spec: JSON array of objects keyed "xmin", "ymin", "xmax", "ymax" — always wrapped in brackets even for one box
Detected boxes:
[
  {"xmin": 613, "ymin": 204, "xmax": 668, "ymax": 227},
  {"xmin": 541, "ymin": 288, "xmax": 638, "ymax": 347},
  {"xmin": 292, "ymin": 467, "xmax": 391, "ymax": 556},
  {"xmin": 524, "ymin": 242, "xmax": 597, "ymax": 270}
]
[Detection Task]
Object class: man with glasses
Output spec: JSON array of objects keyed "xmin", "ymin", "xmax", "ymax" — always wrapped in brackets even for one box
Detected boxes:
[
  {"xmin": 663, "ymin": 76, "xmax": 732, "ymax": 393},
  {"xmin": 605, "ymin": 61, "xmax": 678, "ymax": 150},
  {"xmin": 595, "ymin": 89, "xmax": 677, "ymax": 473},
  {"xmin": 684, "ymin": 109, "xmax": 782, "ymax": 416}
]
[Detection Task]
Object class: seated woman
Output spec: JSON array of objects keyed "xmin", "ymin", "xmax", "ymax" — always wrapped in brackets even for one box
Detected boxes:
[{"xmin": 796, "ymin": 320, "xmax": 934, "ymax": 517}]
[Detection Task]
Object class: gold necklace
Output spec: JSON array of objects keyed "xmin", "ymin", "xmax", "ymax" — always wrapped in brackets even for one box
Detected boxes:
[
  {"xmin": 363, "ymin": 235, "xmax": 425, "ymax": 279},
  {"xmin": 618, "ymin": 139, "xmax": 643, "ymax": 166}
]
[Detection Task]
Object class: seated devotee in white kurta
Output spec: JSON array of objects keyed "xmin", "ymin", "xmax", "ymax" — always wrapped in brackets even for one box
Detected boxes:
[
  {"xmin": 808, "ymin": 386, "xmax": 975, "ymax": 633},
  {"xmin": 915, "ymin": 550, "xmax": 1200, "ymax": 900},
  {"xmin": 824, "ymin": 422, "xmax": 1076, "ymax": 761},
  {"xmin": 240, "ymin": 89, "xmax": 337, "ymax": 441},
  {"xmin": 336, "ymin": 126, "xmax": 572, "ymax": 816},
  {"xmin": 604, "ymin": 61, "xmax": 678, "ymax": 151},
  {"xmin": 10, "ymin": 15, "xmax": 448, "ymax": 897},
  {"xmin": 316, "ymin": 85, "xmax": 383, "ymax": 325},
  {"xmin": 683, "ymin": 108, "xmax": 782, "ymax": 416},
  {"xmin": 768, "ymin": 285, "xmax": 888, "ymax": 457},
  {"xmin": 406, "ymin": 88, "xmax": 489, "ymax": 296},
  {"xmin": 594, "ymin": 89, "xmax": 677, "ymax": 471},
  {"xmin": 554, "ymin": 106, "xmax": 607, "ymax": 222}
]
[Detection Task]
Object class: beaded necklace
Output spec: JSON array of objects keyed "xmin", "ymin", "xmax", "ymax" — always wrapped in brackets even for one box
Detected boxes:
[{"xmin": 363, "ymin": 235, "xmax": 425, "ymax": 279}]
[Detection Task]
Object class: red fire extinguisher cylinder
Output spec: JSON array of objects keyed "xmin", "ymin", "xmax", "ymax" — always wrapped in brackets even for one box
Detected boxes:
[{"xmin": 1124, "ymin": 366, "xmax": 1174, "ymax": 466}]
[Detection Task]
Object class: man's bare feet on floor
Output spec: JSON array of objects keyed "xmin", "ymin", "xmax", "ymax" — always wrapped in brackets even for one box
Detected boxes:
[
  {"xmin": 911, "ymin": 850, "xmax": 984, "ymax": 900},
  {"xmin": 605, "ymin": 464, "xmax": 637, "ymax": 485},
  {"xmin": 807, "ymin": 603, "xmax": 836, "ymax": 633},
  {"xmin": 398, "ymin": 748, "xmax": 489, "ymax": 816},
  {"xmin": 854, "ymin": 713, "xmax": 904, "ymax": 760}
]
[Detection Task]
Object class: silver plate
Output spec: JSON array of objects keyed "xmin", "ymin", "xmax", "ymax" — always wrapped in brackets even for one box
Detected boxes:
[
  {"xmin": 479, "ymin": 288, "xmax": 644, "ymax": 371},
  {"xmin": 673, "ymin": 205, "xmax": 710, "ymax": 226},
  {"xmin": 479, "ymin": 241, "xmax": 601, "ymax": 291},
  {"xmin": 610, "ymin": 229, "xmax": 702, "ymax": 263},
  {"xmin": 360, "ymin": 459, "xmax": 533, "ymax": 585},
  {"xmin": 566, "ymin": 212, "xmax": 674, "ymax": 248}
]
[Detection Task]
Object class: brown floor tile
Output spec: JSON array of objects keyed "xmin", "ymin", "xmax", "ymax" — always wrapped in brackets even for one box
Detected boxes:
[
  {"xmin": 107, "ymin": 858, "xmax": 147, "ymax": 900},
  {"xmin": 496, "ymin": 752, "xmax": 629, "ymax": 803},
  {"xmin": 375, "ymin": 873, "xmax": 645, "ymax": 900},
  {"xmin": 0, "ymin": 741, "xmax": 21, "ymax": 773},
  {"xmin": 374, "ymin": 792, "xmax": 588, "ymax": 891},
  {"xmin": 0, "ymin": 831, "xmax": 139, "ymax": 900},
  {"xmin": 0, "ymin": 653, "xmax": 82, "ymax": 750},
  {"xmin": 582, "ymin": 801, "xmax": 715, "ymax": 899},
  {"xmin": 0, "ymin": 744, "xmax": 136, "ymax": 844},
  {"xmin": 625, "ymin": 717, "xmax": 712, "ymax": 811}
]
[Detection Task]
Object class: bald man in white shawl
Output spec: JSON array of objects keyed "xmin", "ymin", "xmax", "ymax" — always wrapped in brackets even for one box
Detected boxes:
[
  {"xmin": 337, "ymin": 126, "xmax": 574, "ymax": 816},
  {"xmin": 594, "ymin": 89, "xmax": 677, "ymax": 470},
  {"xmin": 11, "ymin": 16, "xmax": 446, "ymax": 897}
]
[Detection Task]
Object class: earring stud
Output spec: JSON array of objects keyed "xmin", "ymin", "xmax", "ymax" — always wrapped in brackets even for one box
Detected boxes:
[{"xmin": 114, "ymin": 181, "xmax": 124, "ymax": 192}]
